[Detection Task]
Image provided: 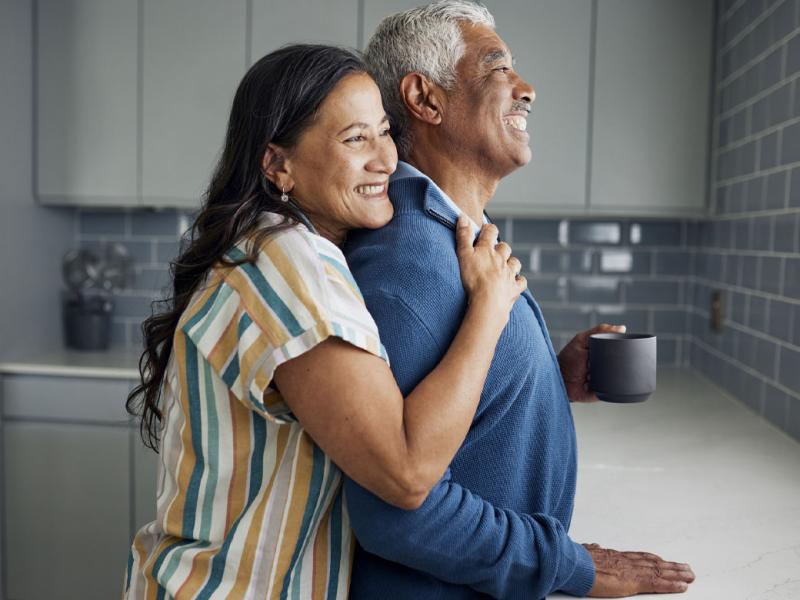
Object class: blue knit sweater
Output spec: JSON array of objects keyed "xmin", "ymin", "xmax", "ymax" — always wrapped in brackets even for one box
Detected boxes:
[{"xmin": 342, "ymin": 164, "xmax": 596, "ymax": 599}]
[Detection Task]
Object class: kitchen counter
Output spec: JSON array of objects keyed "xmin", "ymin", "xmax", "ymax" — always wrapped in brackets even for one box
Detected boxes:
[
  {"xmin": 551, "ymin": 369, "xmax": 800, "ymax": 599},
  {"xmin": 0, "ymin": 346, "xmax": 141, "ymax": 379}
]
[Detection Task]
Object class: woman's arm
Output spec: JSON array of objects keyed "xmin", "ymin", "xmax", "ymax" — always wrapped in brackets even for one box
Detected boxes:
[{"xmin": 273, "ymin": 217, "xmax": 526, "ymax": 509}]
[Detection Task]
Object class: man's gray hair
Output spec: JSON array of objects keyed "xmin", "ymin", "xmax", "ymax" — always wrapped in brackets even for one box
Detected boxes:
[{"xmin": 364, "ymin": 0, "xmax": 495, "ymax": 159}]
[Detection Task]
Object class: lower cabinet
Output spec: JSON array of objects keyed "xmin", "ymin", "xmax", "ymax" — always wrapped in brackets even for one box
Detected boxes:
[{"xmin": 1, "ymin": 374, "xmax": 159, "ymax": 600}]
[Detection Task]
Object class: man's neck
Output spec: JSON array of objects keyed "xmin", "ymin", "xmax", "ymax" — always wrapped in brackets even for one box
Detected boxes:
[{"xmin": 405, "ymin": 150, "xmax": 498, "ymax": 224}]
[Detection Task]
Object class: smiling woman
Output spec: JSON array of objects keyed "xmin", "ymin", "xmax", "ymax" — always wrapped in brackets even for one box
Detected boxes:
[{"xmin": 122, "ymin": 44, "xmax": 526, "ymax": 599}]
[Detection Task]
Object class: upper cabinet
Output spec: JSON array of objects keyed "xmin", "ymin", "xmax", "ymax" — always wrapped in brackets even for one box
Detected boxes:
[
  {"xmin": 37, "ymin": 0, "xmax": 138, "ymax": 205},
  {"xmin": 486, "ymin": 0, "xmax": 593, "ymax": 215},
  {"xmin": 36, "ymin": 0, "xmax": 712, "ymax": 216},
  {"xmin": 141, "ymin": 0, "xmax": 248, "ymax": 207},
  {"xmin": 589, "ymin": 0, "xmax": 712, "ymax": 216}
]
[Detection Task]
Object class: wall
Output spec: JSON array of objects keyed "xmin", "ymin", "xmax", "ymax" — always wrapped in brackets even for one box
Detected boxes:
[
  {"xmin": 689, "ymin": 0, "xmax": 800, "ymax": 440},
  {"xmin": 0, "ymin": 0, "xmax": 73, "ymax": 356}
]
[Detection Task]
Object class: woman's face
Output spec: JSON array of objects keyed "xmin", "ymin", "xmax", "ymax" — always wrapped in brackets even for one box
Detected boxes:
[{"xmin": 280, "ymin": 73, "xmax": 398, "ymax": 244}]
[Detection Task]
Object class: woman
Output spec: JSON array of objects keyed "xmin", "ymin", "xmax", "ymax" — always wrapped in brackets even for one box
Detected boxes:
[{"xmin": 124, "ymin": 44, "xmax": 526, "ymax": 599}]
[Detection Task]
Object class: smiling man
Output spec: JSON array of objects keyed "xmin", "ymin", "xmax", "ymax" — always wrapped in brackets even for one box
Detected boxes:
[{"xmin": 342, "ymin": 1, "xmax": 695, "ymax": 599}]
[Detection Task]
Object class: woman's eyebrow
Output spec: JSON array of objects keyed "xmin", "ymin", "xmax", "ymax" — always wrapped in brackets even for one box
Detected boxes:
[{"xmin": 337, "ymin": 115, "xmax": 389, "ymax": 136}]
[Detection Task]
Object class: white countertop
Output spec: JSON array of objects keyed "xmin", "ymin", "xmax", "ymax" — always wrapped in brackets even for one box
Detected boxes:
[
  {"xmin": 550, "ymin": 369, "xmax": 800, "ymax": 600},
  {"xmin": 0, "ymin": 346, "xmax": 141, "ymax": 379}
]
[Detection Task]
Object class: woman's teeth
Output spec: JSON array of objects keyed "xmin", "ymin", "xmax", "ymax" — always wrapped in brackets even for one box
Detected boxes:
[
  {"xmin": 356, "ymin": 184, "xmax": 385, "ymax": 195},
  {"xmin": 503, "ymin": 116, "xmax": 527, "ymax": 131}
]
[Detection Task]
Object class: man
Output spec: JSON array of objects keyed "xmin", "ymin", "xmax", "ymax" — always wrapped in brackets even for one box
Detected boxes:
[{"xmin": 342, "ymin": 1, "xmax": 696, "ymax": 598}]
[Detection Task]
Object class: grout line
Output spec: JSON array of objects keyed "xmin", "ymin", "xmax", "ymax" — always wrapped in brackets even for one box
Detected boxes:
[
  {"xmin": 717, "ymin": 72, "xmax": 800, "ymax": 122},
  {"xmin": 583, "ymin": 0, "xmax": 598, "ymax": 211}
]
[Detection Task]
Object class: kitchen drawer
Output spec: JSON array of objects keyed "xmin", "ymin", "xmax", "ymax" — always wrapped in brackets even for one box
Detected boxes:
[{"xmin": 1, "ymin": 374, "xmax": 132, "ymax": 423}]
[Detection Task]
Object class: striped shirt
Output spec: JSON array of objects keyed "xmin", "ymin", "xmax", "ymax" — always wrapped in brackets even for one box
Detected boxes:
[{"xmin": 124, "ymin": 213, "xmax": 388, "ymax": 599}]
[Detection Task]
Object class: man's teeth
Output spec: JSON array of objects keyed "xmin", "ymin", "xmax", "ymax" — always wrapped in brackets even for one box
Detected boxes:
[
  {"xmin": 356, "ymin": 184, "xmax": 384, "ymax": 195},
  {"xmin": 503, "ymin": 116, "xmax": 528, "ymax": 131}
]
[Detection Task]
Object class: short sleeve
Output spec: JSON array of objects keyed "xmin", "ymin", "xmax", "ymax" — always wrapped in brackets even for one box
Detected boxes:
[{"xmin": 181, "ymin": 227, "xmax": 388, "ymax": 423}]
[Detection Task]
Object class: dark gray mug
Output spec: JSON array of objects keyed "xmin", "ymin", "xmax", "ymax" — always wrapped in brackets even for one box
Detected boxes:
[{"xmin": 589, "ymin": 333, "xmax": 657, "ymax": 403}]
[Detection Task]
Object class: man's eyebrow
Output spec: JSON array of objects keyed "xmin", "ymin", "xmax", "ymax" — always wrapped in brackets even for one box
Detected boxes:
[
  {"xmin": 482, "ymin": 49, "xmax": 511, "ymax": 64},
  {"xmin": 336, "ymin": 115, "xmax": 389, "ymax": 136}
]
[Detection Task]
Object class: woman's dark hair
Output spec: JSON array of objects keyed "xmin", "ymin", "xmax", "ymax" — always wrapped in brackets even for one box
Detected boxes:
[{"xmin": 127, "ymin": 44, "xmax": 367, "ymax": 451}]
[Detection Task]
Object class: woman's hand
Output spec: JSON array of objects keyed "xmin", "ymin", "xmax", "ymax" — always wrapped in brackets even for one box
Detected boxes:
[{"xmin": 456, "ymin": 215, "xmax": 527, "ymax": 324}]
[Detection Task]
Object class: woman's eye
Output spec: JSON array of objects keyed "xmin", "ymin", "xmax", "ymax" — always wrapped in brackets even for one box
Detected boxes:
[
  {"xmin": 380, "ymin": 128, "xmax": 392, "ymax": 137},
  {"xmin": 345, "ymin": 135, "xmax": 366, "ymax": 143}
]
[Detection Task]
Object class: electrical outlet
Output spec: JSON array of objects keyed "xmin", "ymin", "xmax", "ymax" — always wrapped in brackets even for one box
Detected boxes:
[{"xmin": 711, "ymin": 290, "xmax": 723, "ymax": 331}]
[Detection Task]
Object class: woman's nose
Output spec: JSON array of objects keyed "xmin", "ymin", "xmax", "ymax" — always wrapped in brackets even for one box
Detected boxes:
[{"xmin": 367, "ymin": 136, "xmax": 398, "ymax": 175}]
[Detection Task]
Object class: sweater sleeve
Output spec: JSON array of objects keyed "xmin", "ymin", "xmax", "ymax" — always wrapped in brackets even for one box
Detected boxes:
[{"xmin": 344, "ymin": 291, "xmax": 595, "ymax": 598}]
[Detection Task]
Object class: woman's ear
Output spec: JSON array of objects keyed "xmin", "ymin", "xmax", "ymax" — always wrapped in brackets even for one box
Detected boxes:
[
  {"xmin": 399, "ymin": 72, "xmax": 445, "ymax": 126},
  {"xmin": 262, "ymin": 143, "xmax": 294, "ymax": 192}
]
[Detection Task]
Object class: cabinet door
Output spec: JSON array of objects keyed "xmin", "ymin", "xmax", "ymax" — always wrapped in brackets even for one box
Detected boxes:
[
  {"xmin": 486, "ymin": 0, "xmax": 592, "ymax": 215},
  {"xmin": 132, "ymin": 429, "xmax": 160, "ymax": 532},
  {"xmin": 141, "ymin": 0, "xmax": 248, "ymax": 207},
  {"xmin": 36, "ymin": 0, "xmax": 138, "ymax": 205},
  {"xmin": 5, "ymin": 422, "xmax": 130, "ymax": 600},
  {"xmin": 362, "ymin": 1, "xmax": 591, "ymax": 215},
  {"xmin": 590, "ymin": 0, "xmax": 712, "ymax": 215},
  {"xmin": 251, "ymin": 0, "xmax": 359, "ymax": 59}
]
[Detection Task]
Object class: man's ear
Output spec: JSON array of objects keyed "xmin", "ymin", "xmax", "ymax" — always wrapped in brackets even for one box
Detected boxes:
[
  {"xmin": 261, "ymin": 143, "xmax": 294, "ymax": 192},
  {"xmin": 399, "ymin": 72, "xmax": 445, "ymax": 126}
]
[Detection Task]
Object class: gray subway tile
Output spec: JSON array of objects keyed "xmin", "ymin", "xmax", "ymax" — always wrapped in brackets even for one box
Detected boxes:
[
  {"xmin": 792, "ymin": 303, "xmax": 800, "ymax": 346},
  {"xmin": 156, "ymin": 240, "xmax": 181, "ymax": 264},
  {"xmin": 654, "ymin": 251, "xmax": 691, "ymax": 275},
  {"xmin": 767, "ymin": 82, "xmax": 793, "ymax": 127},
  {"xmin": 778, "ymin": 345, "xmax": 800, "ymax": 392},
  {"xmin": 773, "ymin": 213, "xmax": 798, "ymax": 252},
  {"xmin": 787, "ymin": 395, "xmax": 800, "ymax": 441},
  {"xmin": 750, "ymin": 15, "xmax": 771, "ymax": 56},
  {"xmin": 537, "ymin": 249, "xmax": 565, "ymax": 274},
  {"xmin": 568, "ymin": 250, "xmax": 595, "ymax": 274},
  {"xmin": 765, "ymin": 171, "xmax": 788, "ymax": 209},
  {"xmin": 733, "ymin": 219, "xmax": 752, "ymax": 250},
  {"xmin": 132, "ymin": 266, "xmax": 171, "ymax": 293},
  {"xmin": 567, "ymin": 277, "xmax": 620, "ymax": 304},
  {"xmin": 759, "ymin": 130, "xmax": 780, "ymax": 170},
  {"xmin": 513, "ymin": 219, "xmax": 562, "ymax": 244},
  {"xmin": 753, "ymin": 336, "xmax": 778, "ymax": 378},
  {"xmin": 131, "ymin": 210, "xmax": 181, "ymax": 236},
  {"xmin": 569, "ymin": 221, "xmax": 621, "ymax": 245},
  {"xmin": 730, "ymin": 291, "xmax": 748, "ymax": 325},
  {"xmin": 745, "ymin": 177, "xmax": 765, "ymax": 212},
  {"xmin": 79, "ymin": 211, "xmax": 127, "ymax": 236},
  {"xmin": 788, "ymin": 33, "xmax": 800, "ymax": 77},
  {"xmin": 656, "ymin": 338, "xmax": 677, "ymax": 365},
  {"xmin": 740, "ymin": 370, "xmax": 766, "ymax": 414},
  {"xmin": 635, "ymin": 221, "xmax": 682, "ymax": 246},
  {"xmin": 764, "ymin": 383, "xmax": 789, "ymax": 429},
  {"xmin": 528, "ymin": 277, "xmax": 566, "ymax": 303},
  {"xmin": 752, "ymin": 217, "xmax": 774, "ymax": 251},
  {"xmin": 748, "ymin": 294, "xmax": 768, "ymax": 331},
  {"xmin": 80, "ymin": 240, "xmax": 152, "ymax": 267},
  {"xmin": 790, "ymin": 168, "xmax": 800, "ymax": 207},
  {"xmin": 750, "ymin": 96, "xmax": 770, "ymax": 134},
  {"xmin": 718, "ymin": 116, "xmax": 732, "ymax": 147},
  {"xmin": 782, "ymin": 122, "xmax": 800, "ymax": 165},
  {"xmin": 760, "ymin": 46, "xmax": 783, "ymax": 90},
  {"xmin": 730, "ymin": 107, "xmax": 748, "ymax": 141},
  {"xmin": 741, "ymin": 255, "xmax": 760, "ymax": 288},
  {"xmin": 653, "ymin": 309, "xmax": 687, "ymax": 334},
  {"xmin": 726, "ymin": 254, "xmax": 741, "ymax": 285},
  {"xmin": 783, "ymin": 257, "xmax": 800, "ymax": 299},
  {"xmin": 625, "ymin": 280, "xmax": 680, "ymax": 304},
  {"xmin": 731, "ymin": 181, "xmax": 748, "ymax": 213},
  {"xmin": 759, "ymin": 256, "xmax": 784, "ymax": 294},
  {"xmin": 736, "ymin": 330, "xmax": 756, "ymax": 364},
  {"xmin": 109, "ymin": 320, "xmax": 129, "ymax": 347},
  {"xmin": 113, "ymin": 294, "xmax": 155, "ymax": 320},
  {"xmin": 542, "ymin": 306, "xmax": 592, "ymax": 332},
  {"xmin": 740, "ymin": 140, "xmax": 758, "ymax": 175},
  {"xmin": 770, "ymin": 0, "xmax": 796, "ymax": 43},
  {"xmin": 768, "ymin": 299, "xmax": 794, "ymax": 342}
]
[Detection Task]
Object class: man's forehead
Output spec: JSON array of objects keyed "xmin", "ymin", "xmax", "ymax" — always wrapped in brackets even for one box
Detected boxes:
[{"xmin": 459, "ymin": 23, "xmax": 512, "ymax": 63}]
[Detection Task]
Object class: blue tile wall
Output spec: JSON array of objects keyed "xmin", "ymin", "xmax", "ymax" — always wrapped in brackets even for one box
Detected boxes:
[{"xmin": 690, "ymin": 0, "xmax": 800, "ymax": 441}]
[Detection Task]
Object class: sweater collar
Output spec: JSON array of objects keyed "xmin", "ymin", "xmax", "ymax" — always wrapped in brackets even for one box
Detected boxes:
[{"xmin": 391, "ymin": 161, "xmax": 486, "ymax": 235}]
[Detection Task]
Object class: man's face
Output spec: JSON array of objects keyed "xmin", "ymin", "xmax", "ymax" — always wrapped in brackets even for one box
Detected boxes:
[{"xmin": 442, "ymin": 23, "xmax": 535, "ymax": 179}]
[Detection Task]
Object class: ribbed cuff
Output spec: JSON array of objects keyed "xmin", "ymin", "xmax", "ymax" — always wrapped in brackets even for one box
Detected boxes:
[{"xmin": 557, "ymin": 541, "xmax": 596, "ymax": 597}]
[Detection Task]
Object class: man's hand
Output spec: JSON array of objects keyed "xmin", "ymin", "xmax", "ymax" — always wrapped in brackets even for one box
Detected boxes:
[
  {"xmin": 558, "ymin": 323, "xmax": 626, "ymax": 402},
  {"xmin": 584, "ymin": 543, "xmax": 695, "ymax": 597}
]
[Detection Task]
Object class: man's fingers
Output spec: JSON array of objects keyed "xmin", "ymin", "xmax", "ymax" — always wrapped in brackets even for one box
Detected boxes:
[
  {"xmin": 455, "ymin": 214, "xmax": 473, "ymax": 259},
  {"xmin": 648, "ymin": 578, "xmax": 689, "ymax": 593},
  {"xmin": 495, "ymin": 241, "xmax": 512, "ymax": 261},
  {"xmin": 475, "ymin": 223, "xmax": 499, "ymax": 248}
]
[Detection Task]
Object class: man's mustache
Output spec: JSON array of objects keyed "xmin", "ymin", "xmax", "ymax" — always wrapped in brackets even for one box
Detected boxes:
[{"xmin": 510, "ymin": 101, "xmax": 531, "ymax": 114}]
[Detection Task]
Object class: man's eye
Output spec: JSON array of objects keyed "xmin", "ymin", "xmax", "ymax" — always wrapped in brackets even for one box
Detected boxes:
[{"xmin": 494, "ymin": 66, "xmax": 510, "ymax": 73}]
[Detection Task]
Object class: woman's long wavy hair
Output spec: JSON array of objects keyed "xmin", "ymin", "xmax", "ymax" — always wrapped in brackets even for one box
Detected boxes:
[{"xmin": 127, "ymin": 45, "xmax": 367, "ymax": 451}]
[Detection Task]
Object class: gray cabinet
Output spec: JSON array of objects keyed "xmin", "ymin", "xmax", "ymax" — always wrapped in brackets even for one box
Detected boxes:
[
  {"xmin": 486, "ymin": 0, "xmax": 593, "ymax": 215},
  {"xmin": 141, "ymin": 0, "xmax": 248, "ymax": 207},
  {"xmin": 251, "ymin": 0, "xmax": 359, "ymax": 59},
  {"xmin": 0, "ymin": 374, "xmax": 157, "ymax": 600},
  {"xmin": 589, "ymin": 0, "xmax": 713, "ymax": 216},
  {"xmin": 36, "ymin": 0, "xmax": 138, "ymax": 206}
]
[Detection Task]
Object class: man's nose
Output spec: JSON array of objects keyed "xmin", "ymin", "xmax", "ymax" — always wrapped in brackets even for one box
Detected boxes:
[{"xmin": 515, "ymin": 75, "xmax": 536, "ymax": 105}]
